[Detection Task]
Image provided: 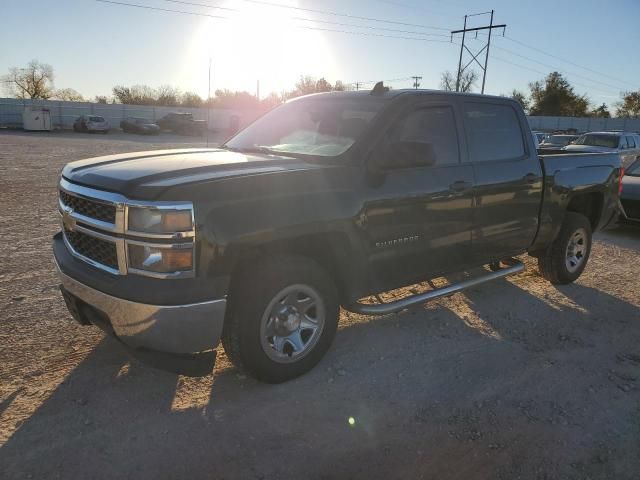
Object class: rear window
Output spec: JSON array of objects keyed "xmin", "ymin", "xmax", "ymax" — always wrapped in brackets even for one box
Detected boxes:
[
  {"xmin": 89, "ymin": 116, "xmax": 104, "ymax": 122},
  {"xmin": 463, "ymin": 103, "xmax": 525, "ymax": 162},
  {"xmin": 574, "ymin": 134, "xmax": 620, "ymax": 148}
]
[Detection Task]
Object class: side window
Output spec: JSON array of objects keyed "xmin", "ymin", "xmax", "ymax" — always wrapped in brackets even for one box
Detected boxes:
[
  {"xmin": 396, "ymin": 106, "xmax": 460, "ymax": 165},
  {"xmin": 463, "ymin": 103, "xmax": 525, "ymax": 162},
  {"xmin": 626, "ymin": 136, "xmax": 636, "ymax": 148}
]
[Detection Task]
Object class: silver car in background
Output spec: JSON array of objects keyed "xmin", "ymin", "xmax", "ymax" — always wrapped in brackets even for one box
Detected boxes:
[
  {"xmin": 563, "ymin": 131, "xmax": 640, "ymax": 167},
  {"xmin": 73, "ymin": 115, "xmax": 110, "ymax": 133}
]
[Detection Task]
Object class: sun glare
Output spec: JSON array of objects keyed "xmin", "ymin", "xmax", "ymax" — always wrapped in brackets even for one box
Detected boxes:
[{"xmin": 181, "ymin": 0, "xmax": 336, "ymax": 97}]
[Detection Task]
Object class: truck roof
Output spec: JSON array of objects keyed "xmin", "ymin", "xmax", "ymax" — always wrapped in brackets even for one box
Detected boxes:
[{"xmin": 290, "ymin": 88, "xmax": 514, "ymax": 103}]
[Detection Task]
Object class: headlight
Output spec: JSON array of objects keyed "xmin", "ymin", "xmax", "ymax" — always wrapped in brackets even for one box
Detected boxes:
[
  {"xmin": 127, "ymin": 243, "xmax": 193, "ymax": 274},
  {"xmin": 127, "ymin": 205, "xmax": 193, "ymax": 234}
]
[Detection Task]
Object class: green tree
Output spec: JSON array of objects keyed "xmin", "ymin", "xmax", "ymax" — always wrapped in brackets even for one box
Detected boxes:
[
  {"xmin": 95, "ymin": 96, "xmax": 109, "ymax": 104},
  {"xmin": 1, "ymin": 60, "xmax": 54, "ymax": 99},
  {"xmin": 509, "ymin": 89, "xmax": 530, "ymax": 113},
  {"xmin": 590, "ymin": 103, "xmax": 611, "ymax": 118},
  {"xmin": 616, "ymin": 91, "xmax": 640, "ymax": 118},
  {"xmin": 528, "ymin": 72, "xmax": 589, "ymax": 116}
]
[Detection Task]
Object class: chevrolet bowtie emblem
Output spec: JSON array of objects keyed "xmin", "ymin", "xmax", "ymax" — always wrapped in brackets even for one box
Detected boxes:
[{"xmin": 62, "ymin": 206, "xmax": 76, "ymax": 231}]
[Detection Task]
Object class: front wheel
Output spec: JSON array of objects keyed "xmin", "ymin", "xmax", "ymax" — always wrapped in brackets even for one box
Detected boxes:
[
  {"xmin": 537, "ymin": 212, "xmax": 592, "ymax": 284},
  {"xmin": 222, "ymin": 255, "xmax": 339, "ymax": 383}
]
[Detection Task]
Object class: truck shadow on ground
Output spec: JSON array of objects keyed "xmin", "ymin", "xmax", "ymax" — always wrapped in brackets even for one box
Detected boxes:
[{"xmin": 2, "ymin": 276, "xmax": 639, "ymax": 479}]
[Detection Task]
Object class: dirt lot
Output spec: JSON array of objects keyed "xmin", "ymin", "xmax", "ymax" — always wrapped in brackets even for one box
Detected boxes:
[{"xmin": 1, "ymin": 130, "xmax": 639, "ymax": 479}]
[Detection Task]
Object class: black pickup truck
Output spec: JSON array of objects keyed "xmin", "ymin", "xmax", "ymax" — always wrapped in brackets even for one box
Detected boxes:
[{"xmin": 54, "ymin": 85, "xmax": 623, "ymax": 382}]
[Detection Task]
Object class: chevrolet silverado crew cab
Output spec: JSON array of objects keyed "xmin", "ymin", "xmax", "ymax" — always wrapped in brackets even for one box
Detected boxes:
[{"xmin": 54, "ymin": 83, "xmax": 623, "ymax": 383}]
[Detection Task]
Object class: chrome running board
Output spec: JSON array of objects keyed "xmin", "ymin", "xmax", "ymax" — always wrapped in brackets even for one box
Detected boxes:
[{"xmin": 346, "ymin": 260, "xmax": 524, "ymax": 315}]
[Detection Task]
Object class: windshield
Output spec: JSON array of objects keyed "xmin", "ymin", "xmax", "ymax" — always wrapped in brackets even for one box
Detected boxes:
[
  {"xmin": 225, "ymin": 96, "xmax": 387, "ymax": 157},
  {"xmin": 89, "ymin": 116, "xmax": 104, "ymax": 122},
  {"xmin": 574, "ymin": 134, "xmax": 620, "ymax": 148}
]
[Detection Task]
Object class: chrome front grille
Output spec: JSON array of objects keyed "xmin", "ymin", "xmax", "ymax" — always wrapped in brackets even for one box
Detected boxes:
[
  {"xmin": 59, "ymin": 190, "xmax": 116, "ymax": 224},
  {"xmin": 58, "ymin": 177, "xmax": 195, "ymax": 278},
  {"xmin": 64, "ymin": 228, "xmax": 118, "ymax": 270}
]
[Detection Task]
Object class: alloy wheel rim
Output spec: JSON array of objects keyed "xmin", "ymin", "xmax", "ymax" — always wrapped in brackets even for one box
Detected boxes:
[
  {"xmin": 565, "ymin": 228, "xmax": 588, "ymax": 273},
  {"xmin": 259, "ymin": 284, "xmax": 325, "ymax": 363}
]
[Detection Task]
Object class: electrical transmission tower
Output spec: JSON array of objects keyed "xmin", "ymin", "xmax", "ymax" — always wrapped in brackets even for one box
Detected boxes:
[
  {"xmin": 450, "ymin": 10, "xmax": 506, "ymax": 94},
  {"xmin": 411, "ymin": 76, "xmax": 422, "ymax": 89}
]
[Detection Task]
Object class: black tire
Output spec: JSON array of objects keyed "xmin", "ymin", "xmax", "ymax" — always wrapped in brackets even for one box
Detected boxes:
[
  {"xmin": 222, "ymin": 255, "xmax": 339, "ymax": 383},
  {"xmin": 537, "ymin": 212, "xmax": 592, "ymax": 284}
]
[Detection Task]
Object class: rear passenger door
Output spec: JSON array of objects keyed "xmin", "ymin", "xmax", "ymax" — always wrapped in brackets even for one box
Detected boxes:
[{"xmin": 462, "ymin": 101, "xmax": 544, "ymax": 263}]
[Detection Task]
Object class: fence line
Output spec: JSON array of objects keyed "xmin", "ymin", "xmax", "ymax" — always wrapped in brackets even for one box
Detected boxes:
[
  {"xmin": 0, "ymin": 98, "xmax": 263, "ymax": 132},
  {"xmin": 1, "ymin": 97, "xmax": 639, "ymax": 133}
]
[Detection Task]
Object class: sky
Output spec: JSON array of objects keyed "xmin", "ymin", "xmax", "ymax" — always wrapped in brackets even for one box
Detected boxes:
[{"xmin": 2, "ymin": 0, "xmax": 639, "ymax": 109}]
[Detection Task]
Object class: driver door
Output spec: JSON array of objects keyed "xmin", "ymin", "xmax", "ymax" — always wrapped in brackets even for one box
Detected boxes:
[{"xmin": 359, "ymin": 98, "xmax": 475, "ymax": 292}]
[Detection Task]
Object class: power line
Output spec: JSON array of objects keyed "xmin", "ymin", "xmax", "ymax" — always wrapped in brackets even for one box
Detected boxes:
[
  {"xmin": 473, "ymin": 32, "xmax": 636, "ymax": 90},
  {"xmin": 502, "ymin": 35, "xmax": 637, "ymax": 90},
  {"xmin": 488, "ymin": 42, "xmax": 629, "ymax": 92},
  {"xmin": 159, "ymin": 0, "xmax": 450, "ymax": 37},
  {"xmin": 489, "ymin": 55, "xmax": 621, "ymax": 98},
  {"xmin": 236, "ymin": 0, "xmax": 453, "ymax": 31},
  {"xmin": 96, "ymin": 0, "xmax": 456, "ymax": 42}
]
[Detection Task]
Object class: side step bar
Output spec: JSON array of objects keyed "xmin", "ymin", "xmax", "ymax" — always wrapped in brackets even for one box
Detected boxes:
[{"xmin": 346, "ymin": 260, "xmax": 524, "ymax": 315}]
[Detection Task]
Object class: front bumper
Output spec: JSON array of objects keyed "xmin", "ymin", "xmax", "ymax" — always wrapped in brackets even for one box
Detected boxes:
[{"xmin": 57, "ymin": 264, "xmax": 226, "ymax": 355}]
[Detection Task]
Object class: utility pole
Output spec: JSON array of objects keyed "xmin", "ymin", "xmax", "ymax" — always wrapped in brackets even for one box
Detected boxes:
[
  {"xmin": 451, "ymin": 10, "xmax": 506, "ymax": 94},
  {"xmin": 411, "ymin": 76, "xmax": 422, "ymax": 89},
  {"xmin": 256, "ymin": 80, "xmax": 260, "ymax": 101},
  {"xmin": 206, "ymin": 57, "xmax": 211, "ymax": 147}
]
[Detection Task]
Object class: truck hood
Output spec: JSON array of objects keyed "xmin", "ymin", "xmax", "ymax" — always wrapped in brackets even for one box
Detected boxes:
[
  {"xmin": 62, "ymin": 148, "xmax": 321, "ymax": 198},
  {"xmin": 562, "ymin": 145, "xmax": 619, "ymax": 154}
]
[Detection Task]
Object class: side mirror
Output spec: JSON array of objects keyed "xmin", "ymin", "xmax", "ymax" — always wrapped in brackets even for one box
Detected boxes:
[{"xmin": 381, "ymin": 141, "xmax": 437, "ymax": 169}]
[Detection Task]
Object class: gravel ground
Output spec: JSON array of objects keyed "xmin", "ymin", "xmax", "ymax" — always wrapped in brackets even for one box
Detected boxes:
[{"xmin": 1, "ymin": 130, "xmax": 639, "ymax": 480}]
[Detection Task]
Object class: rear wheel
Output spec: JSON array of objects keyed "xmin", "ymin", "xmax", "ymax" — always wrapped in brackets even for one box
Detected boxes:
[
  {"xmin": 537, "ymin": 212, "xmax": 592, "ymax": 284},
  {"xmin": 222, "ymin": 255, "xmax": 339, "ymax": 383}
]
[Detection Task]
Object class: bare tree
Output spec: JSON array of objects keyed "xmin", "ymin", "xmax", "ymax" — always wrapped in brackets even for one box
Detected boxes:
[
  {"xmin": 2, "ymin": 60, "xmax": 55, "ymax": 99},
  {"xmin": 53, "ymin": 88, "xmax": 84, "ymax": 102},
  {"xmin": 156, "ymin": 85, "xmax": 181, "ymax": 106},
  {"xmin": 440, "ymin": 70, "xmax": 478, "ymax": 93}
]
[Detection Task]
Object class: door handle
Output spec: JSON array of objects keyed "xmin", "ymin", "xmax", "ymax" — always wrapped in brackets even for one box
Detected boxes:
[
  {"xmin": 449, "ymin": 180, "xmax": 472, "ymax": 192},
  {"xmin": 524, "ymin": 173, "xmax": 538, "ymax": 184}
]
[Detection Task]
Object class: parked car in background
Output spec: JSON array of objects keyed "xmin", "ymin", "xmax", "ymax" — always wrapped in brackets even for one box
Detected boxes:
[
  {"xmin": 621, "ymin": 158, "xmax": 640, "ymax": 222},
  {"xmin": 73, "ymin": 115, "xmax": 110, "ymax": 133},
  {"xmin": 120, "ymin": 117, "xmax": 160, "ymax": 135},
  {"xmin": 533, "ymin": 131, "xmax": 549, "ymax": 144},
  {"xmin": 539, "ymin": 134, "xmax": 579, "ymax": 150},
  {"xmin": 157, "ymin": 112, "xmax": 207, "ymax": 135},
  {"xmin": 563, "ymin": 131, "xmax": 640, "ymax": 167}
]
